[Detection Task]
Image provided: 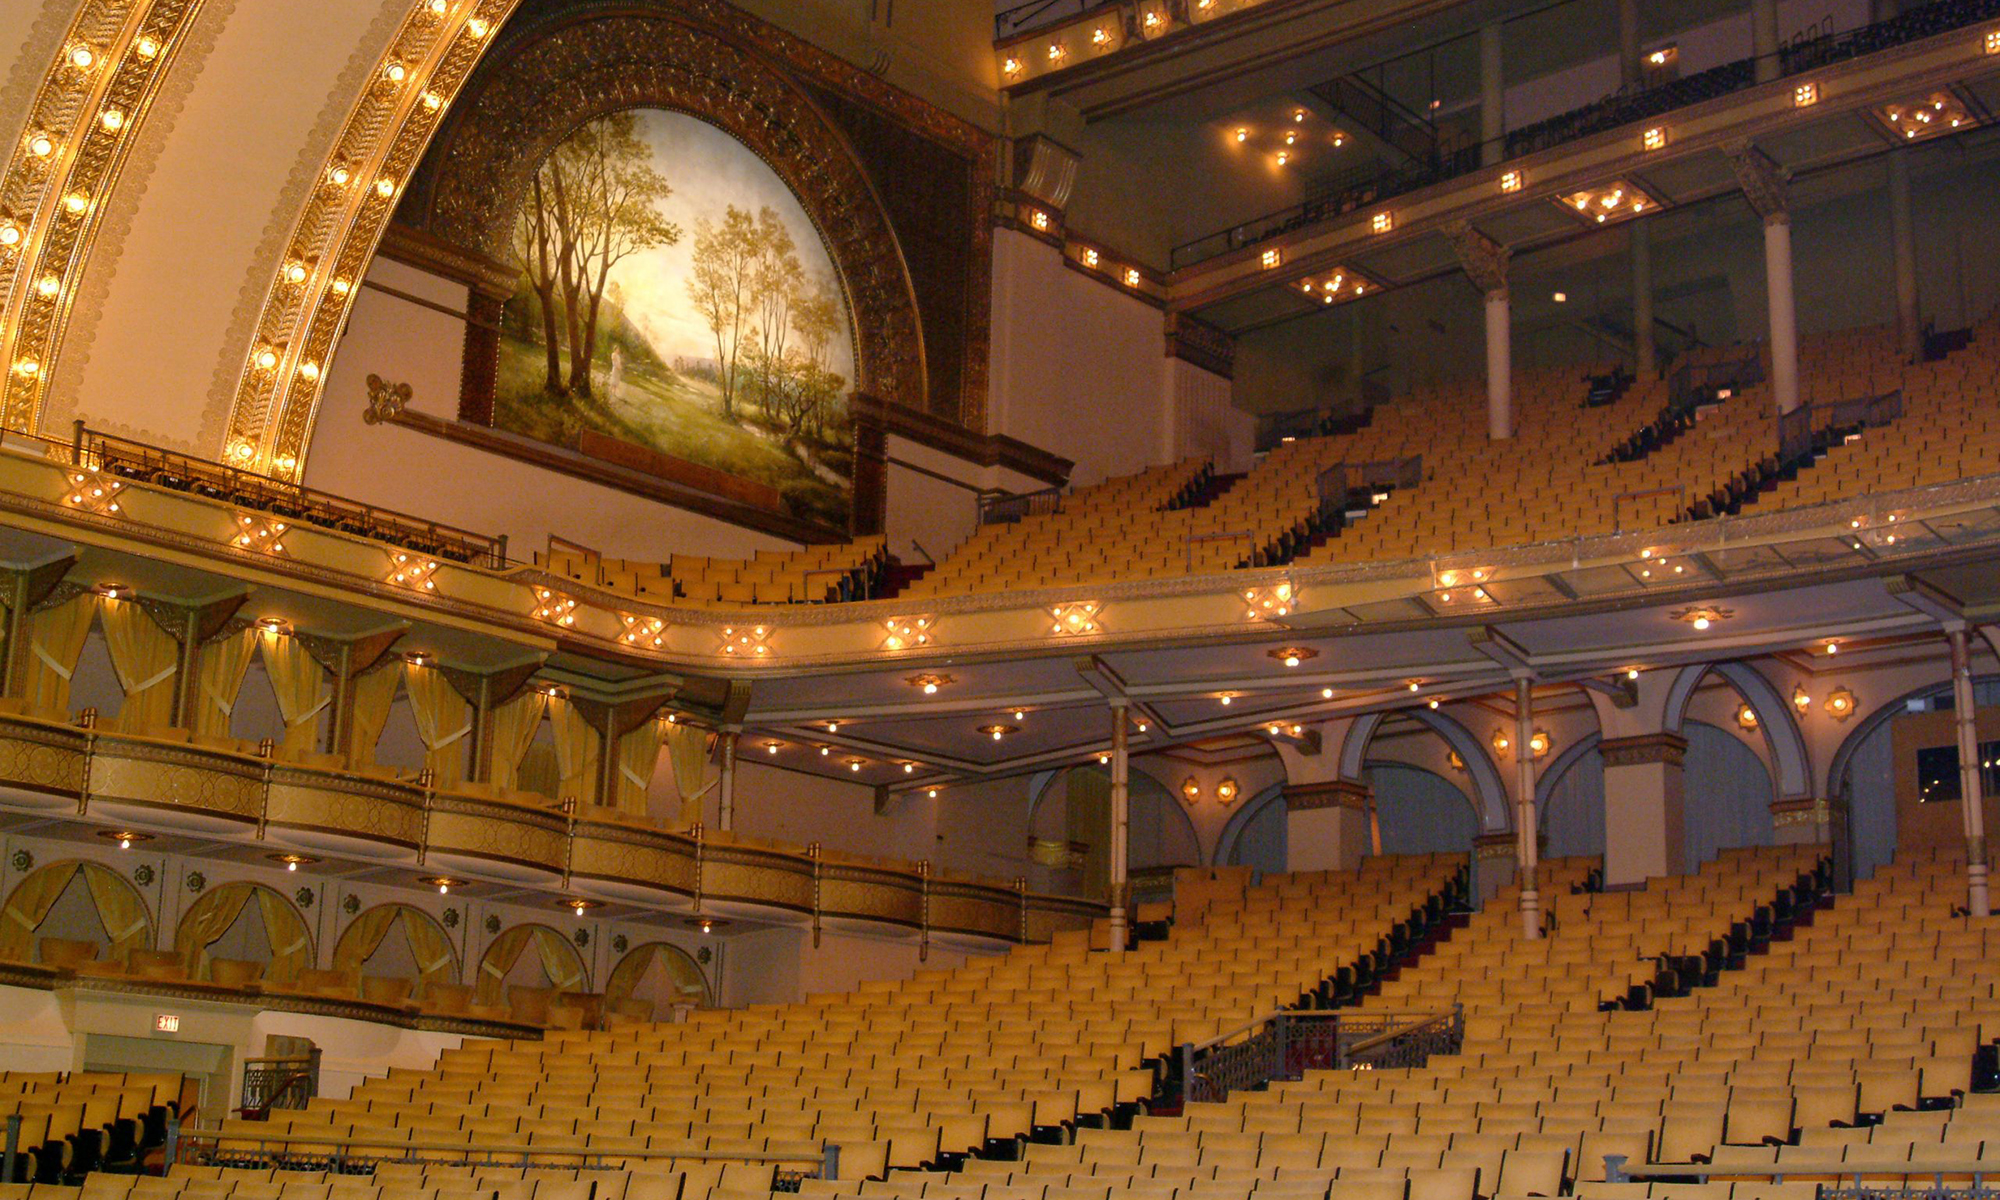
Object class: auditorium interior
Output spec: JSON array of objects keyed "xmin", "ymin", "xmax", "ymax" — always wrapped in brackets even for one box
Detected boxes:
[{"xmin": 4, "ymin": 0, "xmax": 2000, "ymax": 1196}]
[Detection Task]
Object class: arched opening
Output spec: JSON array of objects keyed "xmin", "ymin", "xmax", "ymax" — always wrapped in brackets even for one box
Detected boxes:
[
  {"xmin": 1829, "ymin": 674, "xmax": 2000, "ymax": 883},
  {"xmin": 1538, "ymin": 735, "xmax": 1608, "ymax": 860},
  {"xmin": 475, "ymin": 923, "xmax": 590, "ymax": 1024},
  {"xmin": 175, "ymin": 882, "xmax": 314, "ymax": 987},
  {"xmin": 0, "ymin": 860, "xmax": 154, "ymax": 969},
  {"xmin": 1683, "ymin": 719, "xmax": 1777, "ymax": 870},
  {"xmin": 604, "ymin": 941, "xmax": 711, "ymax": 1022},
  {"xmin": 1027, "ymin": 766, "xmax": 1199, "ymax": 896},
  {"xmin": 1220, "ymin": 783, "xmax": 1288, "ymax": 874},
  {"xmin": 332, "ymin": 903, "xmax": 460, "ymax": 1006},
  {"xmin": 1363, "ymin": 761, "xmax": 1481, "ymax": 855}
]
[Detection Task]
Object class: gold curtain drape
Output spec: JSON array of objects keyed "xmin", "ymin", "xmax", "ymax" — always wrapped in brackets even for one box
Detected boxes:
[
  {"xmin": 604, "ymin": 942, "xmax": 657, "ymax": 1010},
  {"xmin": 22, "ymin": 595, "xmax": 95, "ymax": 716},
  {"xmin": 258, "ymin": 631, "xmax": 329, "ymax": 758},
  {"xmin": 332, "ymin": 905, "xmax": 401, "ymax": 975},
  {"xmin": 348, "ymin": 664, "xmax": 401, "ymax": 768},
  {"xmin": 0, "ymin": 862, "xmax": 81, "ymax": 960},
  {"xmin": 614, "ymin": 724, "xmax": 664, "ymax": 820},
  {"xmin": 664, "ymin": 723, "xmax": 711, "ymax": 829},
  {"xmin": 100, "ymin": 598, "xmax": 180, "ymax": 734},
  {"xmin": 488, "ymin": 692, "xmax": 546, "ymax": 793},
  {"xmin": 80, "ymin": 864, "xmax": 152, "ymax": 961},
  {"xmin": 550, "ymin": 697, "xmax": 599, "ymax": 807},
  {"xmin": 533, "ymin": 926, "xmax": 585, "ymax": 993},
  {"xmin": 175, "ymin": 883, "xmax": 256, "ymax": 978},
  {"xmin": 400, "ymin": 909, "xmax": 458, "ymax": 990},
  {"xmin": 404, "ymin": 663, "xmax": 472, "ymax": 787},
  {"xmin": 193, "ymin": 628, "xmax": 257, "ymax": 741},
  {"xmin": 255, "ymin": 887, "xmax": 311, "ymax": 986},
  {"xmin": 475, "ymin": 925, "xmax": 531, "ymax": 1004}
]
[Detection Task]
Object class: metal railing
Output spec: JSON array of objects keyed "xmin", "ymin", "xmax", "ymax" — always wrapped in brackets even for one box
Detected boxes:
[
  {"xmin": 171, "ymin": 1122, "xmax": 840, "ymax": 1182},
  {"xmin": 1778, "ymin": 389, "xmax": 1904, "ymax": 463},
  {"xmin": 1317, "ymin": 456, "xmax": 1423, "ymax": 522},
  {"xmin": 977, "ymin": 485, "xmax": 1064, "ymax": 526},
  {"xmin": 1668, "ymin": 348, "xmax": 1765, "ymax": 410},
  {"xmin": 74, "ymin": 422, "xmax": 508, "ymax": 568},
  {"xmin": 238, "ymin": 1052, "xmax": 320, "ymax": 1117},
  {"xmin": 994, "ymin": 0, "xmax": 1100, "ymax": 40},
  {"xmin": 1168, "ymin": 0, "xmax": 2000, "ymax": 269},
  {"xmin": 1606, "ymin": 1154, "xmax": 2000, "ymax": 1196},
  {"xmin": 1177, "ymin": 1007, "xmax": 1463, "ymax": 1105}
]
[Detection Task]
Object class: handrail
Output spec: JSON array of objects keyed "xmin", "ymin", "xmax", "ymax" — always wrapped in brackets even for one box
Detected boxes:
[
  {"xmin": 1606, "ymin": 1156, "xmax": 2000, "ymax": 1182},
  {"xmin": 77, "ymin": 422, "xmax": 509, "ymax": 569},
  {"xmin": 173, "ymin": 1123, "xmax": 839, "ymax": 1178},
  {"xmin": 1178, "ymin": 1005, "xmax": 1463, "ymax": 1104},
  {"xmin": 1342, "ymin": 1006, "xmax": 1462, "ymax": 1058},
  {"xmin": 977, "ymin": 484, "xmax": 1064, "ymax": 526}
]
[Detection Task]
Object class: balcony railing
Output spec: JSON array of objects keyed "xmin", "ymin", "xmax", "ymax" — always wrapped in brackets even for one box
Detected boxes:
[
  {"xmin": 1178, "ymin": 1007, "xmax": 1464, "ymax": 1104},
  {"xmin": 1170, "ymin": 0, "xmax": 2000, "ymax": 270}
]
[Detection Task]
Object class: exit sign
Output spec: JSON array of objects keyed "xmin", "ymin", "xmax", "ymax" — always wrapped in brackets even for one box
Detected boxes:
[{"xmin": 153, "ymin": 1013, "xmax": 180, "ymax": 1034}]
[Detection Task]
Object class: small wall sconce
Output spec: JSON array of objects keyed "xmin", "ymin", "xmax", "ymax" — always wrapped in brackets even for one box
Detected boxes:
[
  {"xmin": 1216, "ymin": 778, "xmax": 1239, "ymax": 804},
  {"xmin": 1824, "ymin": 687, "xmax": 1857, "ymax": 721},
  {"xmin": 1182, "ymin": 777, "xmax": 1201, "ymax": 801}
]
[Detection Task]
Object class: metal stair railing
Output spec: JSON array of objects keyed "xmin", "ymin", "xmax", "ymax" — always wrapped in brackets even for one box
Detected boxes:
[{"xmin": 1176, "ymin": 1006, "xmax": 1463, "ymax": 1105}]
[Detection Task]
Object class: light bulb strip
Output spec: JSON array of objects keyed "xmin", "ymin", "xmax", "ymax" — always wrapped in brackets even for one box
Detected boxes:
[
  {"xmin": 219, "ymin": 0, "xmax": 517, "ymax": 479},
  {"xmin": 0, "ymin": 0, "xmax": 198, "ymax": 437}
]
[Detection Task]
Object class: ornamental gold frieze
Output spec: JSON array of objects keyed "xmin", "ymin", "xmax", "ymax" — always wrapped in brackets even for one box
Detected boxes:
[
  {"xmin": 818, "ymin": 863, "xmax": 923, "ymax": 928},
  {"xmin": 425, "ymin": 792, "xmax": 567, "ymax": 872},
  {"xmin": 0, "ymin": 723, "xmax": 90, "ymax": 798},
  {"xmin": 263, "ymin": 769, "xmax": 425, "ymax": 849},
  {"xmin": 925, "ymin": 884, "xmax": 1018, "ymax": 942},
  {"xmin": 702, "ymin": 843, "xmax": 816, "ymax": 913},
  {"xmin": 412, "ymin": 12, "xmax": 926, "ymax": 415},
  {"xmin": 567, "ymin": 827, "xmax": 697, "ymax": 896},
  {"xmin": 85, "ymin": 738, "xmax": 262, "ymax": 821}
]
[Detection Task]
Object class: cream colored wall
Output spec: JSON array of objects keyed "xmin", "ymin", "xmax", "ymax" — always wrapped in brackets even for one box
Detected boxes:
[{"xmin": 53, "ymin": 0, "xmax": 409, "ymax": 452}]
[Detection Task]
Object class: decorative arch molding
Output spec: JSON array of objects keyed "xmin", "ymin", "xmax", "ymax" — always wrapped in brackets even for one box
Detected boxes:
[
  {"xmin": 419, "ymin": 11, "xmax": 923, "ymax": 401},
  {"xmin": 174, "ymin": 880, "xmax": 314, "ymax": 984},
  {"xmin": 331, "ymin": 901, "xmax": 460, "ymax": 989},
  {"xmin": 604, "ymin": 939, "xmax": 710, "ymax": 1013},
  {"xmin": 1536, "ymin": 731, "xmax": 1602, "ymax": 816},
  {"xmin": 1665, "ymin": 661, "xmax": 1811, "ymax": 798},
  {"xmin": 1823, "ymin": 674, "xmax": 1990, "ymax": 799},
  {"xmin": 1215, "ymin": 781, "xmax": 1284, "ymax": 867},
  {"xmin": 0, "ymin": 858, "xmax": 155, "ymax": 963},
  {"xmin": 1341, "ymin": 708, "xmax": 1509, "ymax": 831},
  {"xmin": 475, "ymin": 920, "xmax": 587, "ymax": 1004}
]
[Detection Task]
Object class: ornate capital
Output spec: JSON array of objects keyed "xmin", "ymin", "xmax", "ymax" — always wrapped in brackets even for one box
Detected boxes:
[
  {"xmin": 1472, "ymin": 831, "xmax": 1518, "ymax": 861},
  {"xmin": 1599, "ymin": 732, "xmax": 1688, "ymax": 768},
  {"xmin": 1770, "ymin": 796, "xmax": 1829, "ymax": 828},
  {"xmin": 1447, "ymin": 220, "xmax": 1510, "ymax": 298},
  {"xmin": 1726, "ymin": 140, "xmax": 1789, "ymax": 221},
  {"xmin": 1284, "ymin": 778, "xmax": 1369, "ymax": 812}
]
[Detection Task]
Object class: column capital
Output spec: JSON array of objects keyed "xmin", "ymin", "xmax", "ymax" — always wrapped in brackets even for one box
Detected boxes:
[
  {"xmin": 1284, "ymin": 778, "xmax": 1369, "ymax": 811},
  {"xmin": 1472, "ymin": 831, "xmax": 1518, "ymax": 861},
  {"xmin": 1769, "ymin": 796, "xmax": 1829, "ymax": 826},
  {"xmin": 1727, "ymin": 140, "xmax": 1790, "ymax": 221},
  {"xmin": 1599, "ymin": 731, "xmax": 1687, "ymax": 768},
  {"xmin": 1448, "ymin": 220, "xmax": 1510, "ymax": 297}
]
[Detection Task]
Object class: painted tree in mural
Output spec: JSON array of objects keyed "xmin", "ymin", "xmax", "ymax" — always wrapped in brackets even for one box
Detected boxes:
[
  {"xmin": 510, "ymin": 112, "xmax": 679, "ymax": 400},
  {"xmin": 686, "ymin": 206, "xmax": 760, "ymax": 420}
]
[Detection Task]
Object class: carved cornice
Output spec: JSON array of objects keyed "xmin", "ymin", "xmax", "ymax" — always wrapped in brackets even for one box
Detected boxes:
[
  {"xmin": 1283, "ymin": 778, "xmax": 1370, "ymax": 811},
  {"xmin": 1472, "ymin": 831, "xmax": 1518, "ymax": 860},
  {"xmin": 851, "ymin": 392, "xmax": 1072, "ymax": 486},
  {"xmin": 1447, "ymin": 220, "xmax": 1510, "ymax": 298},
  {"xmin": 1599, "ymin": 731, "xmax": 1689, "ymax": 768},
  {"xmin": 1727, "ymin": 139, "xmax": 1790, "ymax": 221},
  {"xmin": 375, "ymin": 222, "xmax": 518, "ymax": 299}
]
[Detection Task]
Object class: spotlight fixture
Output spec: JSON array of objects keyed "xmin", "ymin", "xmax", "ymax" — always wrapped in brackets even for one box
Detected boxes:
[
  {"xmin": 1322, "ymin": 688, "xmax": 1334, "ymax": 700},
  {"xmin": 1500, "ymin": 169, "xmax": 1523, "ymax": 193},
  {"xmin": 1642, "ymin": 126, "xmax": 1668, "ymax": 151},
  {"xmin": 268, "ymin": 853, "xmax": 319, "ymax": 872},
  {"xmin": 978, "ymin": 723, "xmax": 1019, "ymax": 742},
  {"xmin": 1879, "ymin": 91, "xmax": 1976, "ymax": 142},
  {"xmin": 1270, "ymin": 646, "xmax": 1318, "ymax": 668},
  {"xmin": 1670, "ymin": 605, "xmax": 1731, "ymax": 631},
  {"xmin": 1793, "ymin": 82, "xmax": 1819, "ymax": 107},
  {"xmin": 1218, "ymin": 694, "xmax": 1233, "ymax": 706},
  {"xmin": 1560, "ymin": 180, "xmax": 1656, "ymax": 225},
  {"xmin": 420, "ymin": 875, "xmax": 461, "ymax": 895},
  {"xmin": 907, "ymin": 673, "xmax": 954, "ymax": 695},
  {"xmin": 96, "ymin": 830, "xmax": 152, "ymax": 850}
]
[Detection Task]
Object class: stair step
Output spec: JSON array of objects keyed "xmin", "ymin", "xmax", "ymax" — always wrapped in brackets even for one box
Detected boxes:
[{"xmin": 872, "ymin": 557, "xmax": 932, "ymax": 602}]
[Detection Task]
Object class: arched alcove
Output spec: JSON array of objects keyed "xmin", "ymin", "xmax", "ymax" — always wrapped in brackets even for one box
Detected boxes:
[
  {"xmin": 332, "ymin": 903, "xmax": 460, "ymax": 994},
  {"xmin": 1027, "ymin": 765, "xmax": 1200, "ymax": 894},
  {"xmin": 604, "ymin": 941, "xmax": 711, "ymax": 1020},
  {"xmin": 1219, "ymin": 782, "xmax": 1287, "ymax": 873},
  {"xmin": 175, "ymin": 882, "xmax": 314, "ymax": 986},
  {"xmin": 0, "ymin": 860, "xmax": 154, "ymax": 967},
  {"xmin": 1363, "ymin": 761, "xmax": 1480, "ymax": 855},
  {"xmin": 1537, "ymin": 734, "xmax": 1608, "ymax": 860},
  {"xmin": 1683, "ymin": 719, "xmax": 1777, "ymax": 869},
  {"xmin": 475, "ymin": 923, "xmax": 589, "ymax": 1006}
]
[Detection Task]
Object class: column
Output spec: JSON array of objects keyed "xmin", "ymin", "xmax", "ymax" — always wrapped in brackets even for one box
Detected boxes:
[
  {"xmin": 1485, "ymin": 291, "xmax": 1512, "ymax": 439},
  {"xmin": 1752, "ymin": 0, "xmax": 1780, "ymax": 84},
  {"xmin": 1631, "ymin": 219, "xmax": 1656, "ymax": 378},
  {"xmin": 1618, "ymin": 0, "xmax": 1642, "ymax": 89},
  {"xmin": 1889, "ymin": 149, "xmax": 1921, "ymax": 361},
  {"xmin": 1513, "ymin": 677, "xmax": 1540, "ymax": 938},
  {"xmin": 1480, "ymin": 22, "xmax": 1505, "ymax": 168},
  {"xmin": 1950, "ymin": 628, "xmax": 1991, "ymax": 917},
  {"xmin": 1108, "ymin": 701, "xmax": 1130, "ymax": 952},
  {"xmin": 1764, "ymin": 215, "xmax": 1800, "ymax": 414},
  {"xmin": 1599, "ymin": 732, "xmax": 1688, "ymax": 886},
  {"xmin": 1284, "ymin": 780, "xmax": 1372, "ymax": 873},
  {"xmin": 717, "ymin": 728, "xmax": 738, "ymax": 832}
]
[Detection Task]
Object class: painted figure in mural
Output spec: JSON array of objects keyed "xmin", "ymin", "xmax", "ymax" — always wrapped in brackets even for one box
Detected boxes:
[{"xmin": 495, "ymin": 108, "xmax": 857, "ymax": 529}]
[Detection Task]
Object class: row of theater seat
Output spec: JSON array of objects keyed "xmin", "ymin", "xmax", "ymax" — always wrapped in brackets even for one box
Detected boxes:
[
  {"xmin": 1, "ymin": 1072, "xmax": 182, "ymax": 1184},
  {"xmin": 534, "ymin": 537, "xmax": 887, "ymax": 607}
]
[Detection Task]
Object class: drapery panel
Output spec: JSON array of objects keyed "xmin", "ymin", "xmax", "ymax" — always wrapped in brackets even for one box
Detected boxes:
[
  {"xmin": 488, "ymin": 692, "xmax": 546, "ymax": 793},
  {"xmin": 615, "ymin": 724, "xmax": 664, "ymax": 819},
  {"xmin": 100, "ymin": 598, "xmax": 180, "ymax": 733},
  {"xmin": 194, "ymin": 628, "xmax": 256, "ymax": 740},
  {"xmin": 349, "ymin": 664, "xmax": 401, "ymax": 768},
  {"xmin": 258, "ymin": 631, "xmax": 329, "ymax": 758},
  {"xmin": 405, "ymin": 663, "xmax": 473, "ymax": 786},
  {"xmin": 550, "ymin": 698, "xmax": 600, "ymax": 806},
  {"xmin": 665, "ymin": 723, "xmax": 711, "ymax": 829},
  {"xmin": 23, "ymin": 595, "xmax": 94, "ymax": 715}
]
